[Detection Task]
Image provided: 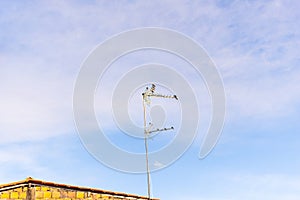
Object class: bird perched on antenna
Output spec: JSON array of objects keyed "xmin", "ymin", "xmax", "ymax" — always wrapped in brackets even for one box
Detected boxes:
[
  {"xmin": 142, "ymin": 84, "xmax": 178, "ymax": 104},
  {"xmin": 150, "ymin": 84, "xmax": 156, "ymax": 93}
]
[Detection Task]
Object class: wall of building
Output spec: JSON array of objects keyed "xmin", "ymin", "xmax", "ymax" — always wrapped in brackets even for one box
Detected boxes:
[
  {"xmin": 0, "ymin": 186, "xmax": 28, "ymax": 200},
  {"xmin": 0, "ymin": 185, "xmax": 140, "ymax": 200}
]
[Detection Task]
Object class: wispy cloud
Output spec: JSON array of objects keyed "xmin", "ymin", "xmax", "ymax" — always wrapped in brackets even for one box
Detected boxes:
[
  {"xmin": 0, "ymin": 55, "xmax": 74, "ymax": 143},
  {"xmin": 1, "ymin": 0, "xmax": 299, "ymax": 144}
]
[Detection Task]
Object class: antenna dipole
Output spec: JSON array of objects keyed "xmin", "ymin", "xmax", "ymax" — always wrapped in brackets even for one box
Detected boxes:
[{"xmin": 142, "ymin": 84, "xmax": 178, "ymax": 199}]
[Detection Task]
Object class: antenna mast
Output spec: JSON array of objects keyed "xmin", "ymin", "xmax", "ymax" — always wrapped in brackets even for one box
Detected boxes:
[{"xmin": 142, "ymin": 84, "xmax": 178, "ymax": 199}]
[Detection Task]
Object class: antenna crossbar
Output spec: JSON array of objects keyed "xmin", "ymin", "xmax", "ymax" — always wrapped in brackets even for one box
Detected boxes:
[
  {"xmin": 147, "ymin": 127, "xmax": 174, "ymax": 134},
  {"xmin": 146, "ymin": 93, "xmax": 178, "ymax": 100}
]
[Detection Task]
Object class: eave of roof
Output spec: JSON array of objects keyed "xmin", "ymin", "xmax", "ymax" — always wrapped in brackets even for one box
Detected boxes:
[{"xmin": 0, "ymin": 177, "xmax": 159, "ymax": 200}]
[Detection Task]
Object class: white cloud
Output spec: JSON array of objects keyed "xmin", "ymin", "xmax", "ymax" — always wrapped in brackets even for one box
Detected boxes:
[
  {"xmin": 153, "ymin": 160, "xmax": 165, "ymax": 168},
  {"xmin": 0, "ymin": 55, "xmax": 74, "ymax": 143},
  {"xmin": 226, "ymin": 69, "xmax": 300, "ymax": 119},
  {"xmin": 191, "ymin": 0, "xmax": 300, "ymax": 120},
  {"xmin": 0, "ymin": 0, "xmax": 299, "ymax": 144}
]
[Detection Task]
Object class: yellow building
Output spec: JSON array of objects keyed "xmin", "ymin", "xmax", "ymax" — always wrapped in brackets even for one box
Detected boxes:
[{"xmin": 0, "ymin": 177, "xmax": 158, "ymax": 200}]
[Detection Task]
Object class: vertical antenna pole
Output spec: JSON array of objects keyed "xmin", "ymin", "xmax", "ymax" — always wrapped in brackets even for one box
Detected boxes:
[
  {"xmin": 142, "ymin": 84, "xmax": 177, "ymax": 199},
  {"xmin": 143, "ymin": 94, "xmax": 151, "ymax": 200}
]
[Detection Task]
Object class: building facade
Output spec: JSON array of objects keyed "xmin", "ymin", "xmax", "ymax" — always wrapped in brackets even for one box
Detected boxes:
[{"xmin": 0, "ymin": 177, "xmax": 158, "ymax": 200}]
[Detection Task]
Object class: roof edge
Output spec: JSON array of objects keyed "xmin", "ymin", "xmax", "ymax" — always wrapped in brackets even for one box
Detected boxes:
[{"xmin": 0, "ymin": 177, "xmax": 159, "ymax": 200}]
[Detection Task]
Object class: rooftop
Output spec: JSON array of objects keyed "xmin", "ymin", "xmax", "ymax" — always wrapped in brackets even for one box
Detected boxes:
[{"xmin": 0, "ymin": 177, "xmax": 158, "ymax": 200}]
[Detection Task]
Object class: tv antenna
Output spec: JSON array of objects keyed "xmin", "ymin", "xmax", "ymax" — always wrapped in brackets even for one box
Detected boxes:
[{"xmin": 142, "ymin": 84, "xmax": 178, "ymax": 199}]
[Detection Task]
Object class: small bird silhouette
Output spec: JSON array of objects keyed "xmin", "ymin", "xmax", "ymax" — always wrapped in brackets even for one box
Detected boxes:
[{"xmin": 150, "ymin": 84, "xmax": 156, "ymax": 93}]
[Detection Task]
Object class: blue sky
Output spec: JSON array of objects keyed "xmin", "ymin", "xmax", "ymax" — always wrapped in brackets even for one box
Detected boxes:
[{"xmin": 1, "ymin": 0, "xmax": 300, "ymax": 199}]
